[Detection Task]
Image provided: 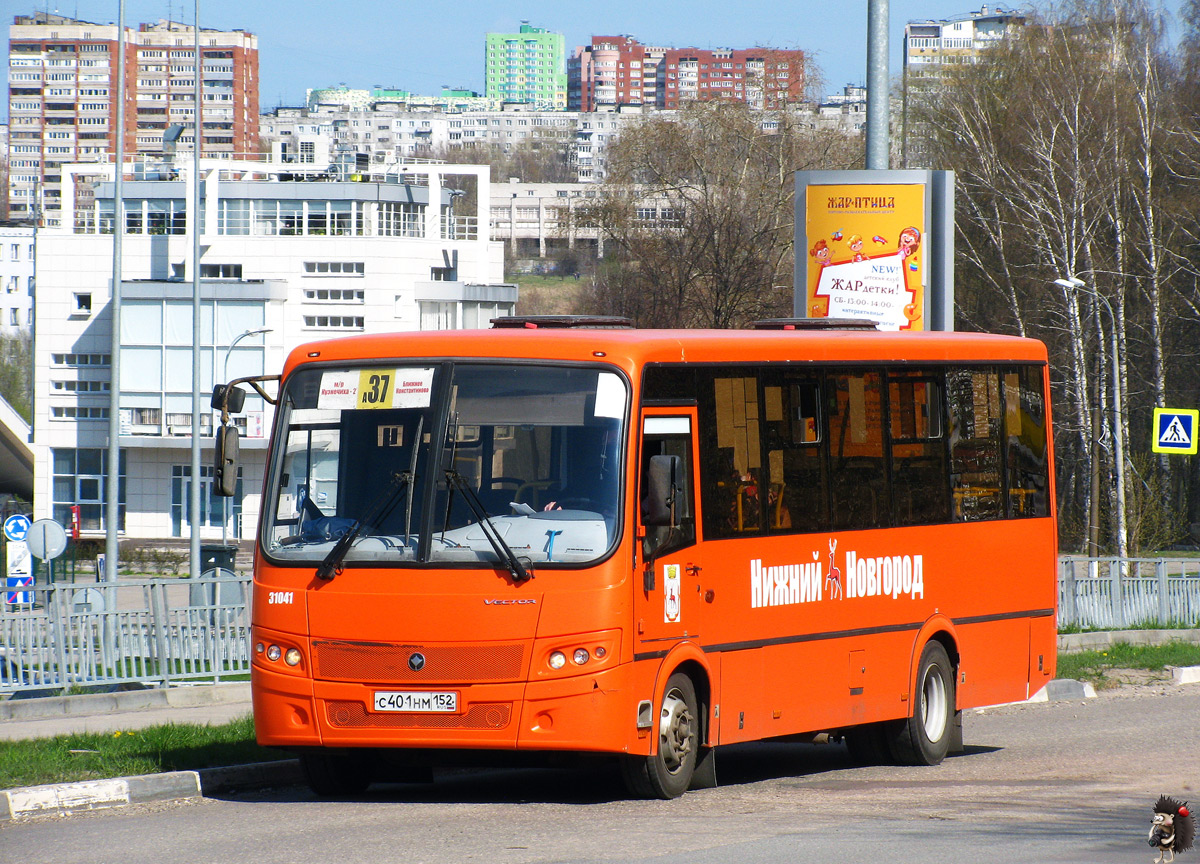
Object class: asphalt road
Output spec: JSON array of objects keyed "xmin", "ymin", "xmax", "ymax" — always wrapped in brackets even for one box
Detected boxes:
[{"xmin": 2, "ymin": 682, "xmax": 1196, "ymax": 864}]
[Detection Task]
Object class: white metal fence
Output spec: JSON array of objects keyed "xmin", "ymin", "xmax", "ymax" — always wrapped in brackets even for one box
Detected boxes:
[
  {"xmin": 0, "ymin": 574, "xmax": 250, "ymax": 695},
  {"xmin": 1, "ymin": 560, "xmax": 1197, "ymax": 696},
  {"xmin": 1058, "ymin": 557, "xmax": 1200, "ymax": 629}
]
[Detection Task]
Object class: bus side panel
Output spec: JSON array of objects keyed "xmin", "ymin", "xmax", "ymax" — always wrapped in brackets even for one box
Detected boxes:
[
  {"xmin": 715, "ymin": 633, "xmax": 913, "ymax": 745},
  {"xmin": 954, "ymin": 617, "xmax": 1035, "ymax": 708}
]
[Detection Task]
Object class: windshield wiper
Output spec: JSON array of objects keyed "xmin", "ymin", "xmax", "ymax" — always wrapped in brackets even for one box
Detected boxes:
[
  {"xmin": 315, "ymin": 470, "xmax": 412, "ymax": 581},
  {"xmin": 443, "ymin": 469, "xmax": 533, "ymax": 583}
]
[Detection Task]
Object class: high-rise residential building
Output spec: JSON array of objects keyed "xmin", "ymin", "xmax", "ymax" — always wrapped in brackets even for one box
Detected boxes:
[
  {"xmin": 568, "ymin": 36, "xmax": 670, "ymax": 112},
  {"xmin": 660, "ymin": 47, "xmax": 804, "ymax": 110},
  {"xmin": 902, "ymin": 5, "xmax": 1024, "ymax": 167},
  {"xmin": 568, "ymin": 38, "xmax": 805, "ymax": 112},
  {"xmin": 6, "ymin": 12, "xmax": 258, "ymax": 228},
  {"xmin": 484, "ymin": 23, "xmax": 567, "ymax": 110}
]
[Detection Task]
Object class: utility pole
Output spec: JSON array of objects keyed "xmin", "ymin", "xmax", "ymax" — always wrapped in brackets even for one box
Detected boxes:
[{"xmin": 865, "ymin": 0, "xmax": 890, "ymax": 169}]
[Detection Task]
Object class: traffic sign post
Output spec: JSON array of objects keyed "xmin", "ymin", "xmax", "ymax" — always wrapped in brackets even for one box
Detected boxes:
[
  {"xmin": 26, "ymin": 519, "xmax": 68, "ymax": 583},
  {"xmin": 1152, "ymin": 408, "xmax": 1199, "ymax": 455}
]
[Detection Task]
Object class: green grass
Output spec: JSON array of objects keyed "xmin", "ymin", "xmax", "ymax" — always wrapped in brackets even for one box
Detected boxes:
[
  {"xmin": 1055, "ymin": 641, "xmax": 1200, "ymax": 687},
  {"xmin": 0, "ymin": 713, "xmax": 289, "ymax": 791}
]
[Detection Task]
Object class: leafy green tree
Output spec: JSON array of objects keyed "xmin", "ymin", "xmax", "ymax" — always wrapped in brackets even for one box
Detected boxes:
[{"xmin": 0, "ymin": 332, "xmax": 32, "ymax": 424}]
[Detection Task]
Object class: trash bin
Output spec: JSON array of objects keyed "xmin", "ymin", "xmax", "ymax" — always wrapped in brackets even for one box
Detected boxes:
[{"xmin": 199, "ymin": 543, "xmax": 238, "ymax": 573}]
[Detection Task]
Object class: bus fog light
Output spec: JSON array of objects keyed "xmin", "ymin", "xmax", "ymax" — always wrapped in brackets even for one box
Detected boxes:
[
  {"xmin": 594, "ymin": 646, "xmax": 606, "ymax": 658},
  {"xmin": 255, "ymin": 642, "xmax": 265, "ymax": 655},
  {"xmin": 284, "ymin": 648, "xmax": 302, "ymax": 667},
  {"xmin": 573, "ymin": 648, "xmax": 590, "ymax": 665},
  {"xmin": 266, "ymin": 644, "xmax": 281, "ymax": 662},
  {"xmin": 549, "ymin": 651, "xmax": 566, "ymax": 670}
]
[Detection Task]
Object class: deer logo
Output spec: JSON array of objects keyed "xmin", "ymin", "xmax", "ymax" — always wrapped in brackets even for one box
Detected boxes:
[{"xmin": 826, "ymin": 537, "xmax": 843, "ymax": 600}]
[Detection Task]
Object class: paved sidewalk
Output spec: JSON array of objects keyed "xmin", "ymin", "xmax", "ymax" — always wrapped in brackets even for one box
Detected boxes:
[
  {"xmin": 0, "ymin": 681, "xmax": 253, "ymax": 741},
  {"xmin": 0, "ymin": 682, "xmax": 303, "ymax": 822}
]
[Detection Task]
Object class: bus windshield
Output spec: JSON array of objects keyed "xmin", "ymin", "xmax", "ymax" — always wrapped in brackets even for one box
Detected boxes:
[{"xmin": 263, "ymin": 362, "xmax": 627, "ymax": 569}]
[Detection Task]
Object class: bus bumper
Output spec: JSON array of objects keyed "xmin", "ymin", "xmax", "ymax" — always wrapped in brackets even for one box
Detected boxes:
[{"xmin": 252, "ymin": 662, "xmax": 634, "ymax": 754}]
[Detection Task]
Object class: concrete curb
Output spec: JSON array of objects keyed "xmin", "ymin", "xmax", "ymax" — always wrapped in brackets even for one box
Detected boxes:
[
  {"xmin": 1058, "ymin": 629, "xmax": 1200, "ymax": 652},
  {"xmin": 1027, "ymin": 678, "xmax": 1098, "ymax": 702},
  {"xmin": 0, "ymin": 759, "xmax": 300, "ymax": 822},
  {"xmin": 0, "ymin": 682, "xmax": 251, "ymax": 722},
  {"xmin": 1172, "ymin": 665, "xmax": 1200, "ymax": 685}
]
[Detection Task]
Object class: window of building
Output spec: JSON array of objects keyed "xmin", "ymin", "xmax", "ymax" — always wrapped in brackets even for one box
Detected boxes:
[
  {"xmin": 303, "ymin": 288, "xmax": 364, "ymax": 303},
  {"xmin": 303, "ymin": 315, "xmax": 365, "ymax": 330},
  {"xmin": 302, "ymin": 261, "xmax": 365, "ymax": 276},
  {"xmin": 200, "ymin": 263, "xmax": 243, "ymax": 279},
  {"xmin": 51, "ymin": 448, "xmax": 125, "ymax": 531}
]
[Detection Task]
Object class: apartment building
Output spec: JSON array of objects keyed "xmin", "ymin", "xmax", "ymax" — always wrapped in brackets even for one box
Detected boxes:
[
  {"xmin": 33, "ymin": 155, "xmax": 511, "ymax": 541},
  {"xmin": 6, "ymin": 12, "xmax": 258, "ymax": 227},
  {"xmin": 903, "ymin": 5, "xmax": 1024, "ymax": 166},
  {"xmin": 661, "ymin": 47, "xmax": 804, "ymax": 110},
  {"xmin": 568, "ymin": 36, "xmax": 670, "ymax": 112},
  {"xmin": 484, "ymin": 23, "xmax": 568, "ymax": 110},
  {"xmin": 0, "ymin": 222, "xmax": 35, "ymax": 333},
  {"xmin": 262, "ymin": 103, "xmax": 644, "ymax": 183}
]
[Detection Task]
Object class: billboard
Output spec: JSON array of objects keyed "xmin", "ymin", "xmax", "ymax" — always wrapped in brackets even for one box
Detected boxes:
[{"xmin": 795, "ymin": 170, "xmax": 955, "ymax": 331}]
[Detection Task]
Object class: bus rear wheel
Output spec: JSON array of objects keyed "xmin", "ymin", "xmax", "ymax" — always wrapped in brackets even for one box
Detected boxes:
[
  {"xmin": 889, "ymin": 641, "xmax": 955, "ymax": 766},
  {"xmin": 300, "ymin": 749, "xmax": 373, "ymax": 797},
  {"xmin": 621, "ymin": 672, "xmax": 699, "ymax": 799}
]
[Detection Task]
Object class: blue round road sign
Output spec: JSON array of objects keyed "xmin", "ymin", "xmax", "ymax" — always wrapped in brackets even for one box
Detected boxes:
[{"xmin": 3, "ymin": 514, "xmax": 31, "ymax": 543}]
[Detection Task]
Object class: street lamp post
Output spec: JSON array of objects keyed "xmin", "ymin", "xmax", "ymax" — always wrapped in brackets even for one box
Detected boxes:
[
  {"xmin": 220, "ymin": 327, "xmax": 271, "ymax": 546},
  {"xmin": 1055, "ymin": 276, "xmax": 1128, "ymax": 559}
]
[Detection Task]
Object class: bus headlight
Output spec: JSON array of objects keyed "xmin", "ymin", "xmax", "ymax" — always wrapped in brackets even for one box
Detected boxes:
[
  {"xmin": 266, "ymin": 644, "xmax": 282, "ymax": 662},
  {"xmin": 549, "ymin": 651, "xmax": 567, "ymax": 670},
  {"xmin": 573, "ymin": 648, "xmax": 590, "ymax": 665},
  {"xmin": 284, "ymin": 648, "xmax": 302, "ymax": 667}
]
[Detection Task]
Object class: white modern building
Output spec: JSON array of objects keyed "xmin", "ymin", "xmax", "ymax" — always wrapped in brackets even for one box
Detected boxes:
[
  {"xmin": 32, "ymin": 155, "xmax": 512, "ymax": 541},
  {"xmin": 0, "ymin": 222, "xmax": 36, "ymax": 333}
]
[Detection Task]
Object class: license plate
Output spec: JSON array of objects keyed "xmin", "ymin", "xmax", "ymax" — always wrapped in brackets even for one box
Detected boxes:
[{"xmin": 372, "ymin": 690, "xmax": 458, "ymax": 713}]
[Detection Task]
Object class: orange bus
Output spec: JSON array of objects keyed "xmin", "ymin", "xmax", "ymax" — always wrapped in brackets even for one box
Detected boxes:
[{"xmin": 215, "ymin": 317, "xmax": 1057, "ymax": 799}]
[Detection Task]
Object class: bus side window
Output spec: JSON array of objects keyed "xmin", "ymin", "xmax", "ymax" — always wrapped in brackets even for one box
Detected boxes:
[
  {"xmin": 887, "ymin": 370, "xmax": 950, "ymax": 526},
  {"xmin": 828, "ymin": 370, "xmax": 887, "ymax": 531},
  {"xmin": 763, "ymin": 374, "xmax": 827, "ymax": 534},
  {"xmin": 1003, "ymin": 365, "xmax": 1049, "ymax": 518},
  {"xmin": 699, "ymin": 374, "xmax": 764, "ymax": 538},
  {"xmin": 947, "ymin": 367, "xmax": 1003, "ymax": 521}
]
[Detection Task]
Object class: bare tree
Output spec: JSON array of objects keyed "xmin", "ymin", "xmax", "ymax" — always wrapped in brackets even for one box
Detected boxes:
[
  {"xmin": 920, "ymin": 0, "xmax": 1200, "ymax": 553},
  {"xmin": 582, "ymin": 101, "xmax": 863, "ymax": 328}
]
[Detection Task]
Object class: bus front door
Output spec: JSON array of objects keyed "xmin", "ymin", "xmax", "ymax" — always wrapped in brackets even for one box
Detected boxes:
[{"xmin": 635, "ymin": 409, "xmax": 707, "ymax": 661}]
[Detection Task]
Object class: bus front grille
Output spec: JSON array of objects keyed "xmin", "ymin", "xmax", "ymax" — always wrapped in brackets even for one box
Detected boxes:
[
  {"xmin": 312, "ymin": 640, "xmax": 526, "ymax": 683},
  {"xmin": 326, "ymin": 700, "xmax": 512, "ymax": 729}
]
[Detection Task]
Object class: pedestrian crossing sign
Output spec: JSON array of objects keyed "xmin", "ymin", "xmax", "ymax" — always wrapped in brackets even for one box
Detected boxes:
[{"xmin": 1152, "ymin": 408, "xmax": 1199, "ymax": 454}]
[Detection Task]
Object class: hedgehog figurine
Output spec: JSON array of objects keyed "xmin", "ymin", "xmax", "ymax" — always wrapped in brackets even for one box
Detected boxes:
[{"xmin": 1150, "ymin": 795, "xmax": 1195, "ymax": 864}]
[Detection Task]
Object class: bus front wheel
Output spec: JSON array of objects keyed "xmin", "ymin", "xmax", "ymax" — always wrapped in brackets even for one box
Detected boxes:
[
  {"xmin": 621, "ymin": 672, "xmax": 699, "ymax": 799},
  {"xmin": 889, "ymin": 640, "xmax": 955, "ymax": 766},
  {"xmin": 300, "ymin": 749, "xmax": 373, "ymax": 797}
]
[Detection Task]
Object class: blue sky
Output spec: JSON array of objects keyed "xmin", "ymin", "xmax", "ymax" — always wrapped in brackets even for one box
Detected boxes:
[{"xmin": 9, "ymin": 0, "xmax": 1184, "ymax": 114}]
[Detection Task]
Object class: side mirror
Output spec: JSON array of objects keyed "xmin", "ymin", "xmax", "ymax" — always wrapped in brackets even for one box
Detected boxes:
[
  {"xmin": 642, "ymin": 454, "xmax": 680, "ymax": 527},
  {"xmin": 211, "ymin": 383, "xmax": 246, "ymax": 415},
  {"xmin": 214, "ymin": 424, "xmax": 240, "ymax": 497}
]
